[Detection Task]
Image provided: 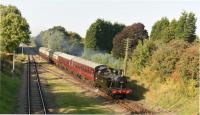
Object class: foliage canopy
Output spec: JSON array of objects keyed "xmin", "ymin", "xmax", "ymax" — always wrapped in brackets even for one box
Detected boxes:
[
  {"xmin": 85, "ymin": 19, "xmax": 125, "ymax": 53},
  {"xmin": 34, "ymin": 26, "xmax": 83, "ymax": 56},
  {"xmin": 0, "ymin": 5, "xmax": 30, "ymax": 52},
  {"xmin": 150, "ymin": 11, "xmax": 197, "ymax": 43},
  {"xmin": 112, "ymin": 23, "xmax": 148, "ymax": 58}
]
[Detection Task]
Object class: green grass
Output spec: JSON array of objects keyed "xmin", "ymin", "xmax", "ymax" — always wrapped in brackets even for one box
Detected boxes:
[
  {"xmin": 129, "ymin": 74, "xmax": 199, "ymax": 115},
  {"xmin": 0, "ymin": 54, "xmax": 24, "ymax": 113},
  {"xmin": 0, "ymin": 73, "xmax": 20, "ymax": 113}
]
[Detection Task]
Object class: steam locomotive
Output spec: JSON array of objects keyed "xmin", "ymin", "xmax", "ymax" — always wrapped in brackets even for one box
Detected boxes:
[{"xmin": 39, "ymin": 47, "xmax": 132, "ymax": 99}]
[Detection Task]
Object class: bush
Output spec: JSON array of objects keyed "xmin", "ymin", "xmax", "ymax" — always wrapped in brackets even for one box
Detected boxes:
[
  {"xmin": 128, "ymin": 39, "xmax": 157, "ymax": 74},
  {"xmin": 83, "ymin": 53, "xmax": 123, "ymax": 69},
  {"xmin": 175, "ymin": 42, "xmax": 199, "ymax": 80},
  {"xmin": 149, "ymin": 40, "xmax": 189, "ymax": 80}
]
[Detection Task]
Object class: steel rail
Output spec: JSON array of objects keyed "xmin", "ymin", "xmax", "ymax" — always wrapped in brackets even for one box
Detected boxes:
[
  {"xmin": 27, "ymin": 55, "xmax": 31, "ymax": 114},
  {"xmin": 31, "ymin": 55, "xmax": 47, "ymax": 114}
]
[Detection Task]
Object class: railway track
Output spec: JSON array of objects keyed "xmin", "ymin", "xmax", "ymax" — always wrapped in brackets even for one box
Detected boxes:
[
  {"xmin": 27, "ymin": 54, "xmax": 47, "ymax": 114},
  {"xmin": 37, "ymin": 61, "xmax": 153, "ymax": 114},
  {"xmin": 114, "ymin": 100, "xmax": 152, "ymax": 114}
]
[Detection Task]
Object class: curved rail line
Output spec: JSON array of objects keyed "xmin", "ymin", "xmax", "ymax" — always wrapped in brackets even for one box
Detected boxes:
[
  {"xmin": 115, "ymin": 100, "xmax": 152, "ymax": 114},
  {"xmin": 38, "ymin": 61, "xmax": 152, "ymax": 114},
  {"xmin": 27, "ymin": 54, "xmax": 47, "ymax": 114}
]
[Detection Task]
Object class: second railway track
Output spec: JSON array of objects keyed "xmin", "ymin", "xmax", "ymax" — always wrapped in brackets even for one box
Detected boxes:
[{"xmin": 27, "ymin": 54, "xmax": 47, "ymax": 114}]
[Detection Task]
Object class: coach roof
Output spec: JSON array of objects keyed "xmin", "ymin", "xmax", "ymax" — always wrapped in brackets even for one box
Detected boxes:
[
  {"xmin": 72, "ymin": 57, "xmax": 104, "ymax": 69},
  {"xmin": 39, "ymin": 47, "xmax": 48, "ymax": 52},
  {"xmin": 58, "ymin": 52, "xmax": 75, "ymax": 60},
  {"xmin": 39, "ymin": 47, "xmax": 50, "ymax": 55}
]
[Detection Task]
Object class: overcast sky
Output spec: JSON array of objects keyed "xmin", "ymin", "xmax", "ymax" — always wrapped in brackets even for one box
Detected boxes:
[{"xmin": 2, "ymin": 0, "xmax": 200, "ymax": 37}]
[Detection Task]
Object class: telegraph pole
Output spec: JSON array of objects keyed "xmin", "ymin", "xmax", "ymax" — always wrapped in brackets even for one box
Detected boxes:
[
  {"xmin": 11, "ymin": 51, "xmax": 15, "ymax": 77},
  {"xmin": 123, "ymin": 38, "xmax": 131, "ymax": 76},
  {"xmin": 22, "ymin": 45, "xmax": 23, "ymax": 55}
]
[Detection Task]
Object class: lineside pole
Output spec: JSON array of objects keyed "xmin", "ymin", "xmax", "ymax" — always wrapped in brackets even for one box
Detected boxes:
[
  {"xmin": 12, "ymin": 51, "xmax": 15, "ymax": 77},
  {"xmin": 22, "ymin": 46, "xmax": 23, "ymax": 55},
  {"xmin": 123, "ymin": 38, "xmax": 130, "ymax": 76}
]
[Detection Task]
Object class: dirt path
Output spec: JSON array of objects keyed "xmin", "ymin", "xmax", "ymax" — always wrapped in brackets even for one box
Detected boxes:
[{"xmin": 16, "ymin": 59, "xmax": 27, "ymax": 114}]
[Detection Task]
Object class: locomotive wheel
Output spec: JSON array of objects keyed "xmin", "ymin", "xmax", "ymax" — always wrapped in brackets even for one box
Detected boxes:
[
  {"xmin": 119, "ymin": 94, "xmax": 126, "ymax": 99},
  {"xmin": 107, "ymin": 90, "xmax": 112, "ymax": 96},
  {"xmin": 122, "ymin": 94, "xmax": 127, "ymax": 99},
  {"xmin": 112, "ymin": 95, "xmax": 118, "ymax": 99},
  {"xmin": 81, "ymin": 76, "xmax": 86, "ymax": 80}
]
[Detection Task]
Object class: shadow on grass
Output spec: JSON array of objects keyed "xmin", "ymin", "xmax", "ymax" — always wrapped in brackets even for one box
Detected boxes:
[
  {"xmin": 0, "ymin": 55, "xmax": 23, "ymax": 78},
  {"xmin": 126, "ymin": 79, "xmax": 149, "ymax": 101},
  {"xmin": 16, "ymin": 47, "xmax": 38, "ymax": 55},
  {"xmin": 47, "ymin": 91, "xmax": 113, "ymax": 114}
]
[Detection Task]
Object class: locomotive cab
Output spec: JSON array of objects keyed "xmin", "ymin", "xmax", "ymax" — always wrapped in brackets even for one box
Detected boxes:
[{"xmin": 95, "ymin": 67, "xmax": 132, "ymax": 99}]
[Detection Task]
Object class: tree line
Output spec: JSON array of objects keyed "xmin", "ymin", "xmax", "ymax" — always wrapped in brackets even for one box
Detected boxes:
[
  {"xmin": 0, "ymin": 5, "xmax": 197, "ymax": 59},
  {"xmin": 150, "ymin": 11, "xmax": 197, "ymax": 42},
  {"xmin": 0, "ymin": 4, "xmax": 198, "ymax": 114},
  {"xmin": 0, "ymin": 5, "xmax": 30, "ymax": 52},
  {"xmin": 33, "ymin": 26, "xmax": 83, "ymax": 56}
]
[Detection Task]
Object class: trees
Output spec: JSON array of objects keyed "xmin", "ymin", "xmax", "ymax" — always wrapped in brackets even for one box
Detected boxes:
[
  {"xmin": 34, "ymin": 26, "xmax": 68, "ymax": 52},
  {"xmin": 129, "ymin": 40, "xmax": 157, "ymax": 74},
  {"xmin": 0, "ymin": 5, "xmax": 21, "ymax": 16},
  {"xmin": 67, "ymin": 32, "xmax": 83, "ymax": 56},
  {"xmin": 112, "ymin": 23, "xmax": 148, "ymax": 58},
  {"xmin": 34, "ymin": 26, "xmax": 83, "ymax": 56},
  {"xmin": 150, "ymin": 17, "xmax": 169, "ymax": 40},
  {"xmin": 85, "ymin": 19, "xmax": 125, "ymax": 52},
  {"xmin": 47, "ymin": 29, "xmax": 68, "ymax": 52},
  {"xmin": 150, "ymin": 11, "xmax": 197, "ymax": 43},
  {"xmin": 0, "ymin": 5, "xmax": 30, "ymax": 52},
  {"xmin": 68, "ymin": 32, "xmax": 81, "ymax": 41},
  {"xmin": 176, "ymin": 11, "xmax": 197, "ymax": 42}
]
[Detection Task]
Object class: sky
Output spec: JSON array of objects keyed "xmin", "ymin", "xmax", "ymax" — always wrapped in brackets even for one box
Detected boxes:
[{"xmin": 1, "ymin": 0, "xmax": 200, "ymax": 37}]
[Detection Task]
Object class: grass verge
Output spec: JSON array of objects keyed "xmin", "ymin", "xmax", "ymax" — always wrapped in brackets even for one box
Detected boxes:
[
  {"xmin": 129, "ymin": 75, "xmax": 199, "ymax": 115},
  {"xmin": 0, "ymin": 54, "xmax": 25, "ymax": 113}
]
